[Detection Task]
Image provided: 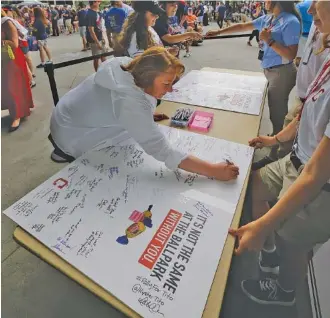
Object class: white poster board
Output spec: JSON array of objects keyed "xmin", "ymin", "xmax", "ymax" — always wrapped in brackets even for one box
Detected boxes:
[
  {"xmin": 4, "ymin": 126, "xmax": 254, "ymax": 318},
  {"xmin": 162, "ymin": 70, "xmax": 267, "ymax": 116}
]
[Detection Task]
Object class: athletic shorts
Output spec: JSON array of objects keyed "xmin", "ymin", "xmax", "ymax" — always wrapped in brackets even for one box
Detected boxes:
[
  {"xmin": 91, "ymin": 41, "xmax": 107, "ymax": 56},
  {"xmin": 37, "ymin": 39, "xmax": 47, "ymax": 47},
  {"xmin": 79, "ymin": 26, "xmax": 86, "ymax": 38},
  {"xmin": 259, "ymin": 154, "xmax": 330, "ymax": 252}
]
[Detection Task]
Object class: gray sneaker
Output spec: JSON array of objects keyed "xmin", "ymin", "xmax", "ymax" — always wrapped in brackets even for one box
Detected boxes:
[{"xmin": 51, "ymin": 150, "xmax": 69, "ymax": 163}]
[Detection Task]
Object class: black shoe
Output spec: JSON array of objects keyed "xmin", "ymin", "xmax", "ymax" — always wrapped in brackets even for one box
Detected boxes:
[
  {"xmin": 36, "ymin": 64, "xmax": 44, "ymax": 69},
  {"xmin": 259, "ymin": 249, "xmax": 280, "ymax": 275},
  {"xmin": 241, "ymin": 278, "xmax": 295, "ymax": 306},
  {"xmin": 252, "ymin": 156, "xmax": 274, "ymax": 171},
  {"xmin": 8, "ymin": 122, "xmax": 20, "ymax": 133}
]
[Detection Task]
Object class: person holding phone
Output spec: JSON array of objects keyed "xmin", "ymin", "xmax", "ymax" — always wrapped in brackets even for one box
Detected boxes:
[{"xmin": 207, "ymin": 0, "xmax": 301, "ymax": 170}]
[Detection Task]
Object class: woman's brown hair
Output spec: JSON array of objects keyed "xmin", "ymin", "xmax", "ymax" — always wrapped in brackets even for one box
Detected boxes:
[
  {"xmin": 270, "ymin": 1, "xmax": 302, "ymax": 31},
  {"xmin": 121, "ymin": 47, "xmax": 185, "ymax": 89},
  {"xmin": 115, "ymin": 11, "xmax": 156, "ymax": 56},
  {"xmin": 33, "ymin": 7, "xmax": 48, "ymax": 26}
]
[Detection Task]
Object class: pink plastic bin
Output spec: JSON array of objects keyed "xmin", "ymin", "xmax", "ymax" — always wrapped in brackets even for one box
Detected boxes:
[{"xmin": 188, "ymin": 111, "xmax": 214, "ymax": 132}]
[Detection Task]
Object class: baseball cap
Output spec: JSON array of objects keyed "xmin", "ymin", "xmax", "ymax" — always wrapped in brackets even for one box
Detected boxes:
[
  {"xmin": 2, "ymin": 5, "xmax": 14, "ymax": 12},
  {"xmin": 133, "ymin": 1, "xmax": 164, "ymax": 15}
]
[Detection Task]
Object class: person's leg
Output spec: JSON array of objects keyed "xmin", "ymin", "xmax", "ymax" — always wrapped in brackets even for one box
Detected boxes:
[
  {"xmin": 91, "ymin": 43, "xmax": 100, "ymax": 71},
  {"xmin": 243, "ymin": 157, "xmax": 330, "ymax": 306},
  {"xmin": 266, "ymin": 64, "xmax": 297, "ymax": 136},
  {"xmin": 255, "ymin": 30, "xmax": 260, "ymax": 44},
  {"xmin": 247, "ymin": 30, "xmax": 254, "ymax": 46},
  {"xmin": 25, "ymin": 52, "xmax": 34, "ymax": 76},
  {"xmin": 261, "ymin": 65, "xmax": 297, "ymax": 163},
  {"xmin": 251, "ymin": 170, "xmax": 278, "ymax": 251},
  {"xmin": 252, "ymin": 157, "xmax": 289, "ymax": 275},
  {"xmin": 44, "ymin": 44, "xmax": 52, "ymax": 61},
  {"xmin": 82, "ymin": 36, "xmax": 87, "ymax": 50},
  {"xmin": 26, "ymin": 62, "xmax": 34, "ymax": 86},
  {"xmin": 80, "ymin": 27, "xmax": 87, "ymax": 50},
  {"xmin": 106, "ymin": 29, "xmax": 113, "ymax": 48},
  {"xmin": 276, "ymin": 236, "xmax": 309, "ymax": 292},
  {"xmin": 93, "ymin": 59, "xmax": 99, "ymax": 72},
  {"xmin": 52, "ymin": 20, "xmax": 57, "ymax": 36},
  {"xmin": 275, "ymin": 184, "xmax": 330, "ymax": 289},
  {"xmin": 183, "ymin": 41, "xmax": 191, "ymax": 57},
  {"xmin": 38, "ymin": 45, "xmax": 46, "ymax": 65},
  {"xmin": 56, "ymin": 20, "xmax": 59, "ymax": 36},
  {"xmin": 66, "ymin": 20, "xmax": 70, "ymax": 34}
]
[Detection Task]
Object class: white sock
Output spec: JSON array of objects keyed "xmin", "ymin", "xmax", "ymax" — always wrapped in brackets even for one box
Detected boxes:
[
  {"xmin": 276, "ymin": 280, "xmax": 294, "ymax": 293},
  {"xmin": 262, "ymin": 245, "xmax": 276, "ymax": 253}
]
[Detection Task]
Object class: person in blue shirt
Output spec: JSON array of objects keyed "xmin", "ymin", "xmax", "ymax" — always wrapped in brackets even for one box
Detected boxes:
[
  {"xmin": 295, "ymin": 0, "xmax": 313, "ymax": 65},
  {"xmin": 206, "ymin": 0, "xmax": 301, "ymax": 169},
  {"xmin": 77, "ymin": 4, "xmax": 88, "ymax": 51},
  {"xmin": 216, "ymin": 2, "xmax": 226, "ymax": 29},
  {"xmin": 105, "ymin": 1, "xmax": 127, "ymax": 48},
  {"xmin": 32, "ymin": 7, "xmax": 52, "ymax": 69},
  {"xmin": 195, "ymin": 2, "xmax": 204, "ymax": 24}
]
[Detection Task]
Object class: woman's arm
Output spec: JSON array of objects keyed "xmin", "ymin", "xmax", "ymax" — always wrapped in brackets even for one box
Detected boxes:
[
  {"xmin": 3, "ymin": 21, "xmax": 19, "ymax": 49},
  {"xmin": 206, "ymin": 21, "xmax": 254, "ymax": 37},
  {"xmin": 249, "ymin": 115, "xmax": 299, "ymax": 148},
  {"xmin": 115, "ymin": 97, "xmax": 239, "ymax": 181},
  {"xmin": 270, "ymin": 42, "xmax": 298, "ymax": 61},
  {"xmin": 260, "ymin": 28, "xmax": 298, "ymax": 60},
  {"xmin": 179, "ymin": 155, "xmax": 239, "ymax": 181}
]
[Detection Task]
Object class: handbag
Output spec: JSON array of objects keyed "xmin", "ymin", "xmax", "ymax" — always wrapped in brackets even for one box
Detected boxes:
[
  {"xmin": 27, "ymin": 35, "xmax": 39, "ymax": 51},
  {"xmin": 1, "ymin": 44, "xmax": 15, "ymax": 61}
]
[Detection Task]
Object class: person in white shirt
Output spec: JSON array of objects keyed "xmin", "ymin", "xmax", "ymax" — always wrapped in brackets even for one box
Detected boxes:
[
  {"xmin": 229, "ymin": 0, "xmax": 330, "ymax": 307},
  {"xmin": 115, "ymin": 1, "xmax": 164, "ymax": 58},
  {"xmin": 49, "ymin": 47, "xmax": 239, "ymax": 182},
  {"xmin": 278, "ymin": 2, "xmax": 329, "ymax": 158}
]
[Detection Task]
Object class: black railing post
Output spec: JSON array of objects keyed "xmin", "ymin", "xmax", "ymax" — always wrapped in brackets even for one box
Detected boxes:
[{"xmin": 44, "ymin": 61, "xmax": 59, "ymax": 106}]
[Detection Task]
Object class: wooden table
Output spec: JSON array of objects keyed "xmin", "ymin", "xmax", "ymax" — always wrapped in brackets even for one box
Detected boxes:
[{"xmin": 13, "ymin": 68, "xmax": 266, "ymax": 318}]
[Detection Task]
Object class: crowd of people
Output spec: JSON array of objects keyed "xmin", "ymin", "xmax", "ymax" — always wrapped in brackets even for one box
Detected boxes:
[{"xmin": 2, "ymin": 0, "xmax": 330, "ymax": 310}]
